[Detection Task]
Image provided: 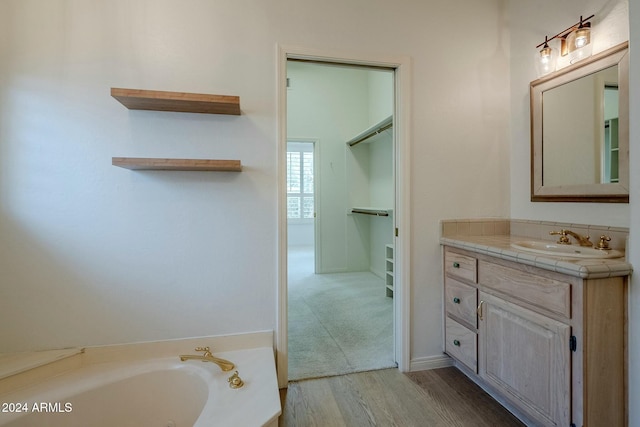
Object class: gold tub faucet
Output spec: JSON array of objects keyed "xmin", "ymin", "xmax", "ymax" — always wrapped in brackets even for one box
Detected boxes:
[{"xmin": 179, "ymin": 346, "xmax": 235, "ymax": 371}]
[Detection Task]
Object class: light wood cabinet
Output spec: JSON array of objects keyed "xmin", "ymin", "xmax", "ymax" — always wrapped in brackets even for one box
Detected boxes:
[
  {"xmin": 479, "ymin": 291, "xmax": 570, "ymax": 426},
  {"xmin": 443, "ymin": 246, "xmax": 627, "ymax": 427},
  {"xmin": 445, "ymin": 317, "xmax": 477, "ymax": 373},
  {"xmin": 444, "ymin": 277, "xmax": 477, "ymax": 328},
  {"xmin": 444, "ymin": 250, "xmax": 477, "ymax": 283}
]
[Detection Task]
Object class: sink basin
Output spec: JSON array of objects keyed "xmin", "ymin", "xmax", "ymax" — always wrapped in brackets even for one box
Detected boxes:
[{"xmin": 511, "ymin": 240, "xmax": 624, "ymax": 259}]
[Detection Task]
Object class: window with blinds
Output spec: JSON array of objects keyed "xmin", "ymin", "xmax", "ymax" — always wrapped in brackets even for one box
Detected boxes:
[{"xmin": 287, "ymin": 142, "xmax": 314, "ymax": 220}]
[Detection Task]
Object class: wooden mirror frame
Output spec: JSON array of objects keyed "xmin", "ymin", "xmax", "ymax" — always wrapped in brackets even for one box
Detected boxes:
[{"xmin": 530, "ymin": 41, "xmax": 629, "ymax": 203}]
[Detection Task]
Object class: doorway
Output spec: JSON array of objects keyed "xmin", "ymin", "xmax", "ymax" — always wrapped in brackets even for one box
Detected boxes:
[
  {"xmin": 286, "ymin": 61, "xmax": 395, "ymax": 381},
  {"xmin": 277, "ymin": 46, "xmax": 411, "ymax": 387}
]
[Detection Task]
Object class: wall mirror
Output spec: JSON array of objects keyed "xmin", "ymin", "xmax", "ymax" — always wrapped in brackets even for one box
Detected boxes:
[{"xmin": 530, "ymin": 41, "xmax": 629, "ymax": 202}]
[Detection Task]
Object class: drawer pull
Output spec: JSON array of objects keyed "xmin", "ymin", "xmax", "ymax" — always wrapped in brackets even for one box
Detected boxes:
[
  {"xmin": 477, "ymin": 300, "xmax": 484, "ymax": 321},
  {"xmin": 453, "ymin": 262, "xmax": 460, "ymax": 268},
  {"xmin": 453, "ymin": 339, "xmax": 461, "ymax": 346},
  {"xmin": 453, "ymin": 297, "xmax": 461, "ymax": 304}
]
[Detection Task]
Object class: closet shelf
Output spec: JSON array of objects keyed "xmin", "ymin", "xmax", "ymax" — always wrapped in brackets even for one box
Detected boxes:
[
  {"xmin": 112, "ymin": 157, "xmax": 242, "ymax": 172},
  {"xmin": 111, "ymin": 88, "xmax": 241, "ymax": 115},
  {"xmin": 385, "ymin": 244, "xmax": 394, "ymax": 298},
  {"xmin": 346, "ymin": 115, "xmax": 393, "ymax": 147},
  {"xmin": 350, "ymin": 207, "xmax": 392, "ymax": 217}
]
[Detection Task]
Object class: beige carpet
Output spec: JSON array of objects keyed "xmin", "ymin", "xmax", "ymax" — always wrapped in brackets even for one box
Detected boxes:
[{"xmin": 287, "ymin": 247, "xmax": 395, "ymax": 381}]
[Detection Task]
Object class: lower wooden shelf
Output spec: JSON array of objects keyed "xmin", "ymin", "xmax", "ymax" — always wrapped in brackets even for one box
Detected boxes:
[{"xmin": 112, "ymin": 157, "xmax": 242, "ymax": 171}]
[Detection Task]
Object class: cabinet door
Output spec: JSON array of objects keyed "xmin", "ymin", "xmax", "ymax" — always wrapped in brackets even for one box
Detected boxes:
[{"xmin": 478, "ymin": 292, "xmax": 570, "ymax": 427}]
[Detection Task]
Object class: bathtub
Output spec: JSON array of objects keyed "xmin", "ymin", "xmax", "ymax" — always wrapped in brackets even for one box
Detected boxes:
[{"xmin": 0, "ymin": 347, "xmax": 280, "ymax": 427}]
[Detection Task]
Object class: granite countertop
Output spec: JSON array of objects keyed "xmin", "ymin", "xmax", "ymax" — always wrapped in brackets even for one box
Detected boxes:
[{"xmin": 441, "ymin": 234, "xmax": 633, "ymax": 279}]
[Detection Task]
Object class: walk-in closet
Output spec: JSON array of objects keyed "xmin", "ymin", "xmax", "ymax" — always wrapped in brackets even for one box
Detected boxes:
[{"xmin": 286, "ymin": 60, "xmax": 396, "ymax": 380}]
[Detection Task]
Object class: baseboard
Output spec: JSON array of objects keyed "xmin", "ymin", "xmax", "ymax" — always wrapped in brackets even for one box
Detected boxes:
[{"xmin": 409, "ymin": 354, "xmax": 453, "ymax": 371}]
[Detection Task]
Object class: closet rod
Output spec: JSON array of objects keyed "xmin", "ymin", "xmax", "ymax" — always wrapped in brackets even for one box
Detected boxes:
[
  {"xmin": 346, "ymin": 116, "xmax": 393, "ymax": 147},
  {"xmin": 351, "ymin": 208, "xmax": 390, "ymax": 217},
  {"xmin": 348, "ymin": 123, "xmax": 393, "ymax": 147}
]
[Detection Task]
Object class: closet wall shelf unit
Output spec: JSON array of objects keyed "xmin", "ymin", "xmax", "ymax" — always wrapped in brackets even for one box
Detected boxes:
[
  {"xmin": 112, "ymin": 157, "xmax": 242, "ymax": 172},
  {"xmin": 346, "ymin": 115, "xmax": 392, "ymax": 147},
  {"xmin": 385, "ymin": 244, "xmax": 394, "ymax": 297},
  {"xmin": 111, "ymin": 88, "xmax": 241, "ymax": 115}
]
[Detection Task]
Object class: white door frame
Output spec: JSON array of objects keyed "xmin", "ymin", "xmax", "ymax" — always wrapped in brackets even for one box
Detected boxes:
[{"xmin": 276, "ymin": 45, "xmax": 411, "ymax": 387}]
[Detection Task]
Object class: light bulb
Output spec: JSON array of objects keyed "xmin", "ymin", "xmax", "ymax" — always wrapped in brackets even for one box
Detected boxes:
[
  {"xmin": 540, "ymin": 46, "xmax": 552, "ymax": 64},
  {"xmin": 574, "ymin": 28, "xmax": 590, "ymax": 48},
  {"xmin": 536, "ymin": 43, "xmax": 557, "ymax": 77}
]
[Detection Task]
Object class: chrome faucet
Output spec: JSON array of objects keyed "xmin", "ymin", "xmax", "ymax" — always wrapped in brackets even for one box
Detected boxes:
[
  {"xmin": 549, "ymin": 230, "xmax": 592, "ymax": 247},
  {"xmin": 179, "ymin": 346, "xmax": 235, "ymax": 371}
]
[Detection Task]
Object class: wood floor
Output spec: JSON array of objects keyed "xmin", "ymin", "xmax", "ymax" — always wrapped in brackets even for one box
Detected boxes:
[{"xmin": 279, "ymin": 367, "xmax": 525, "ymax": 426}]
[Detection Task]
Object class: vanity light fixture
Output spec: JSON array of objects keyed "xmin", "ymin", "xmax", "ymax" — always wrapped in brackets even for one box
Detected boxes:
[
  {"xmin": 535, "ymin": 36, "xmax": 558, "ymax": 77},
  {"xmin": 561, "ymin": 15, "xmax": 594, "ymax": 63},
  {"xmin": 535, "ymin": 14, "xmax": 594, "ymax": 74},
  {"xmin": 574, "ymin": 20, "xmax": 591, "ymax": 48}
]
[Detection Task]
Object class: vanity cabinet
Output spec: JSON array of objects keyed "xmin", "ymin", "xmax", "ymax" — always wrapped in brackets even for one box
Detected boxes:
[
  {"xmin": 479, "ymin": 291, "xmax": 570, "ymax": 426},
  {"xmin": 443, "ymin": 246, "xmax": 626, "ymax": 427}
]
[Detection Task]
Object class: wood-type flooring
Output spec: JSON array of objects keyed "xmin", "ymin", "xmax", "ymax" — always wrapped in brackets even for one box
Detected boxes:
[{"xmin": 279, "ymin": 367, "xmax": 525, "ymax": 426}]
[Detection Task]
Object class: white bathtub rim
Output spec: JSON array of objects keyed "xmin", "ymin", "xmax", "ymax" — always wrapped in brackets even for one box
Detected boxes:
[
  {"xmin": 0, "ymin": 358, "xmax": 213, "ymax": 424},
  {"xmin": 0, "ymin": 347, "xmax": 281, "ymax": 427},
  {"xmin": 193, "ymin": 347, "xmax": 281, "ymax": 427},
  {"xmin": 0, "ymin": 330, "xmax": 274, "ymax": 397},
  {"xmin": 81, "ymin": 330, "xmax": 274, "ymax": 365}
]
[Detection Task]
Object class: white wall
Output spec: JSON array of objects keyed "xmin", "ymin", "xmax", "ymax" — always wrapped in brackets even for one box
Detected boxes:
[
  {"xmin": 627, "ymin": 1, "xmax": 639, "ymax": 425},
  {"xmin": 509, "ymin": 0, "xmax": 629, "ymax": 225},
  {"xmin": 0, "ymin": 0, "xmax": 509, "ymax": 370},
  {"xmin": 367, "ymin": 70, "xmax": 394, "ymax": 126},
  {"xmin": 369, "ymin": 133, "xmax": 394, "ymax": 278},
  {"xmin": 287, "ymin": 223, "xmax": 314, "ymax": 247},
  {"xmin": 357, "ymin": 71, "xmax": 394, "ymax": 279},
  {"xmin": 0, "ymin": 0, "xmax": 280, "ymax": 352}
]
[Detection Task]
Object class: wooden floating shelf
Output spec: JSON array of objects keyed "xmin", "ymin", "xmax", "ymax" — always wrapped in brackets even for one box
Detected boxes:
[
  {"xmin": 111, "ymin": 88, "xmax": 240, "ymax": 115},
  {"xmin": 112, "ymin": 157, "xmax": 242, "ymax": 172}
]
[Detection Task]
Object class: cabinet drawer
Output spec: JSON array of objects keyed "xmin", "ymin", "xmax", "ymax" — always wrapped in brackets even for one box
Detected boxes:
[
  {"xmin": 445, "ymin": 278, "xmax": 477, "ymax": 328},
  {"xmin": 444, "ymin": 250, "xmax": 477, "ymax": 283},
  {"xmin": 445, "ymin": 317, "xmax": 477, "ymax": 373},
  {"xmin": 478, "ymin": 260, "xmax": 571, "ymax": 319}
]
